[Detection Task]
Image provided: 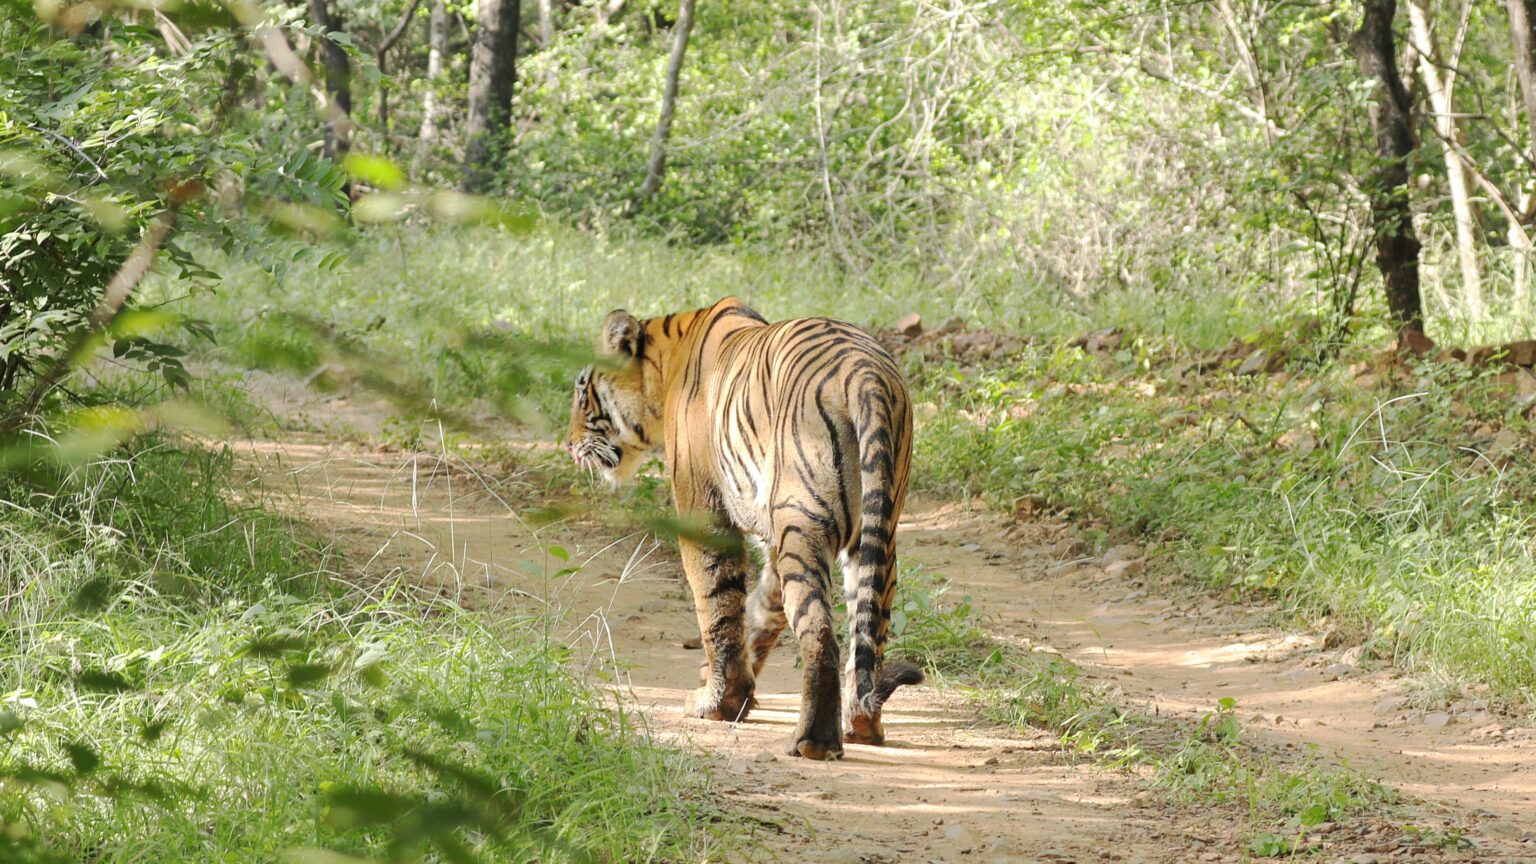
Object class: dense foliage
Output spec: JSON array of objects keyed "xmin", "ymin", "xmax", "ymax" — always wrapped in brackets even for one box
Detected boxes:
[{"xmin": 3, "ymin": 0, "xmax": 1536, "ymax": 860}]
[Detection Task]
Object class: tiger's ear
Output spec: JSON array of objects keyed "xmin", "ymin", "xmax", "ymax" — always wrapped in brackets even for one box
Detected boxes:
[{"xmin": 601, "ymin": 310, "xmax": 644, "ymax": 359}]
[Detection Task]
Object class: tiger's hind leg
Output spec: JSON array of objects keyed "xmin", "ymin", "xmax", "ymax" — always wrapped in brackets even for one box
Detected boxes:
[{"xmin": 775, "ymin": 529, "xmax": 842, "ymax": 760}]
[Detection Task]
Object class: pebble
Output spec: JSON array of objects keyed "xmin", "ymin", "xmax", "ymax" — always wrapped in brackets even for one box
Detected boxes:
[
  {"xmin": 1423, "ymin": 711, "xmax": 1453, "ymax": 729},
  {"xmin": 1105, "ymin": 558, "xmax": 1147, "ymax": 578},
  {"xmin": 1372, "ymin": 695, "xmax": 1408, "ymax": 715},
  {"xmin": 752, "ymin": 749, "xmax": 776, "ymax": 763},
  {"xmin": 943, "ymin": 824, "xmax": 975, "ymax": 846},
  {"xmin": 1485, "ymin": 820, "xmax": 1525, "ymax": 838},
  {"xmin": 1101, "ymin": 543, "xmax": 1144, "ymax": 562},
  {"xmin": 960, "ymin": 542, "xmax": 983, "ymax": 553}
]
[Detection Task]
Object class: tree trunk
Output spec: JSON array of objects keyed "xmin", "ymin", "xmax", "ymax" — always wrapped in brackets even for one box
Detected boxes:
[
  {"xmin": 637, "ymin": 0, "xmax": 697, "ymax": 202},
  {"xmin": 418, "ymin": 0, "xmax": 448, "ymax": 160},
  {"xmin": 307, "ymin": 0, "xmax": 352, "ymax": 179},
  {"xmin": 376, "ymin": 0, "xmax": 425, "ymax": 144},
  {"xmin": 1407, "ymin": 0, "xmax": 1482, "ymax": 319},
  {"xmin": 1505, "ymin": 0, "xmax": 1536, "ymax": 310},
  {"xmin": 536, "ymin": 0, "xmax": 553, "ymax": 45},
  {"xmin": 463, "ymin": 0, "xmax": 521, "ymax": 194},
  {"xmin": 1352, "ymin": 0, "xmax": 1426, "ymax": 341}
]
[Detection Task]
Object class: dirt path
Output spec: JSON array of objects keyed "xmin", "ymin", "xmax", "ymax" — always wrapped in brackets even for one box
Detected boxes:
[{"xmin": 229, "ymin": 375, "xmax": 1534, "ymax": 863}]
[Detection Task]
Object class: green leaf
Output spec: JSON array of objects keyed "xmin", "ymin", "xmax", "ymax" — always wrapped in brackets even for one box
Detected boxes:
[
  {"xmin": 344, "ymin": 153, "xmax": 406, "ymax": 191},
  {"xmin": 77, "ymin": 669, "xmax": 136, "ymax": 692},
  {"xmin": 1246, "ymin": 833, "xmax": 1292, "ymax": 857},
  {"xmin": 286, "ymin": 663, "xmax": 332, "ymax": 687},
  {"xmin": 64, "ymin": 740, "xmax": 100, "ymax": 775},
  {"xmin": 1297, "ymin": 802, "xmax": 1329, "ymax": 827}
]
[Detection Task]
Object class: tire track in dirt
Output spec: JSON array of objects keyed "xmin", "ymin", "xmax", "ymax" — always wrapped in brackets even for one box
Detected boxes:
[{"xmin": 227, "ymin": 374, "xmax": 1533, "ymax": 863}]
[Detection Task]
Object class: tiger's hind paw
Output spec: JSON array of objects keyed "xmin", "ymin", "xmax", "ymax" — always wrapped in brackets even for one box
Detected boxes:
[
  {"xmin": 788, "ymin": 733, "xmax": 844, "ymax": 761},
  {"xmin": 687, "ymin": 685, "xmax": 755, "ymax": 722},
  {"xmin": 844, "ymin": 713, "xmax": 884, "ymax": 746}
]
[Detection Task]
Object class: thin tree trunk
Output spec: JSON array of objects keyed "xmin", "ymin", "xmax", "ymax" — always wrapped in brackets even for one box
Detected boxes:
[
  {"xmin": 596, "ymin": 0, "xmax": 625, "ymax": 27},
  {"xmin": 463, "ymin": 0, "xmax": 522, "ymax": 193},
  {"xmin": 637, "ymin": 0, "xmax": 697, "ymax": 202},
  {"xmin": 1507, "ymin": 0, "xmax": 1536, "ymax": 150},
  {"xmin": 536, "ymin": 0, "xmax": 553, "ymax": 45},
  {"xmin": 307, "ymin": 0, "xmax": 352, "ymax": 181},
  {"xmin": 1408, "ymin": 0, "xmax": 1482, "ymax": 319},
  {"xmin": 376, "ymin": 0, "xmax": 425, "ymax": 143},
  {"xmin": 1352, "ymin": 0, "xmax": 1426, "ymax": 341},
  {"xmin": 1215, "ymin": 0, "xmax": 1274, "ymax": 146},
  {"xmin": 1505, "ymin": 0, "xmax": 1536, "ymax": 310},
  {"xmin": 418, "ymin": 0, "xmax": 448, "ymax": 161}
]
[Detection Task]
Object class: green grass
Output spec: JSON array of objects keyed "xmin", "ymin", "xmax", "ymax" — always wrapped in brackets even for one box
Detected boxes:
[
  {"xmin": 885, "ymin": 564, "xmax": 1000, "ymax": 680},
  {"xmin": 0, "ymin": 435, "xmax": 737, "ymax": 864},
  {"xmin": 974, "ymin": 649, "xmax": 1397, "ymax": 851},
  {"xmin": 871, "ymin": 559, "xmax": 1396, "ymax": 851},
  {"xmin": 138, "ymin": 218, "xmax": 1530, "ymax": 851},
  {"xmin": 912, "ymin": 342, "xmax": 1536, "ymax": 705},
  {"xmin": 149, "ymin": 221, "xmax": 1304, "ymax": 432}
]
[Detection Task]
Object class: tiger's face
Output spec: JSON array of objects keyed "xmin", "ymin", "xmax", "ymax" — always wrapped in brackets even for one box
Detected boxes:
[{"xmin": 565, "ymin": 310, "xmax": 659, "ymax": 484}]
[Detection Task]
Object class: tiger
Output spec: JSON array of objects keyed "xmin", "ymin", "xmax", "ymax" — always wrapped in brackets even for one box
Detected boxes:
[{"xmin": 565, "ymin": 296, "xmax": 922, "ymax": 760}]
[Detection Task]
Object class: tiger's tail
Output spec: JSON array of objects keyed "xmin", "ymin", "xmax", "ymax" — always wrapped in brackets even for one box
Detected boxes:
[{"xmin": 844, "ymin": 369, "xmax": 919, "ymax": 735}]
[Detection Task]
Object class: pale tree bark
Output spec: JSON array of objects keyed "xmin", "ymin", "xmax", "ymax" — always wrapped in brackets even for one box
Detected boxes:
[
  {"xmin": 1352, "ymin": 0, "xmax": 1426, "ymax": 341},
  {"xmin": 1408, "ymin": 0, "xmax": 1483, "ymax": 320},
  {"xmin": 376, "ymin": 0, "xmax": 425, "ymax": 142},
  {"xmin": 1504, "ymin": 0, "xmax": 1536, "ymax": 309},
  {"xmin": 307, "ymin": 0, "xmax": 352, "ymax": 179},
  {"xmin": 463, "ymin": 0, "xmax": 522, "ymax": 193},
  {"xmin": 417, "ymin": 0, "xmax": 448, "ymax": 160},
  {"xmin": 595, "ymin": 0, "xmax": 625, "ymax": 28},
  {"xmin": 637, "ymin": 0, "xmax": 697, "ymax": 202},
  {"xmin": 1214, "ymin": 0, "xmax": 1275, "ymax": 146},
  {"xmin": 536, "ymin": 0, "xmax": 553, "ymax": 45}
]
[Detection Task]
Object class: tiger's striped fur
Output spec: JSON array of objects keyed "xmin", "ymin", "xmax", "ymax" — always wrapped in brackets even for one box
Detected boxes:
[{"xmin": 566, "ymin": 297, "xmax": 922, "ymax": 759}]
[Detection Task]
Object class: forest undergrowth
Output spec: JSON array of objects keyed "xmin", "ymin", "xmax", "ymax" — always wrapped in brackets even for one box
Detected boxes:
[
  {"xmin": 169, "ymin": 223, "xmax": 1536, "ymax": 710},
  {"xmin": 0, "ymin": 401, "xmax": 739, "ymax": 863}
]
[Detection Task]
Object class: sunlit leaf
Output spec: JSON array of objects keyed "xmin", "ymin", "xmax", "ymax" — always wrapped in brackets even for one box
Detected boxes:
[
  {"xmin": 352, "ymin": 193, "xmax": 409, "ymax": 224},
  {"xmin": 267, "ymin": 202, "xmax": 344, "ymax": 238},
  {"xmin": 344, "ymin": 154, "xmax": 406, "ymax": 191},
  {"xmin": 283, "ymin": 848, "xmax": 378, "ymax": 864},
  {"xmin": 109, "ymin": 308, "xmax": 179, "ymax": 340}
]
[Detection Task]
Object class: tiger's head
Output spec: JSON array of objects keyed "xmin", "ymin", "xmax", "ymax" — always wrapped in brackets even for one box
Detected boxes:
[{"xmin": 566, "ymin": 309, "xmax": 661, "ymax": 483}]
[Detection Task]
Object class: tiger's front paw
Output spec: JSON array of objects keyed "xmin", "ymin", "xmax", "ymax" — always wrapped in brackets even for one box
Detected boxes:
[{"xmin": 687, "ymin": 685, "xmax": 755, "ymax": 722}]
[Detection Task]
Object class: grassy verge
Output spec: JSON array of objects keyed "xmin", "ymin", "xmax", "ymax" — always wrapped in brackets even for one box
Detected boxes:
[
  {"xmin": 150, "ymin": 222, "xmax": 1294, "ymax": 430},
  {"xmin": 910, "ymin": 340, "xmax": 1536, "ymax": 705},
  {"xmin": 0, "ymin": 434, "xmax": 736, "ymax": 863},
  {"xmin": 889, "ymin": 563, "xmax": 1396, "ymax": 857}
]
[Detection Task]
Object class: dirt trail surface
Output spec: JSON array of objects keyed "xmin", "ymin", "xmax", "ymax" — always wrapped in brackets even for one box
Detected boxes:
[{"xmin": 230, "ymin": 375, "xmax": 1534, "ymax": 863}]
